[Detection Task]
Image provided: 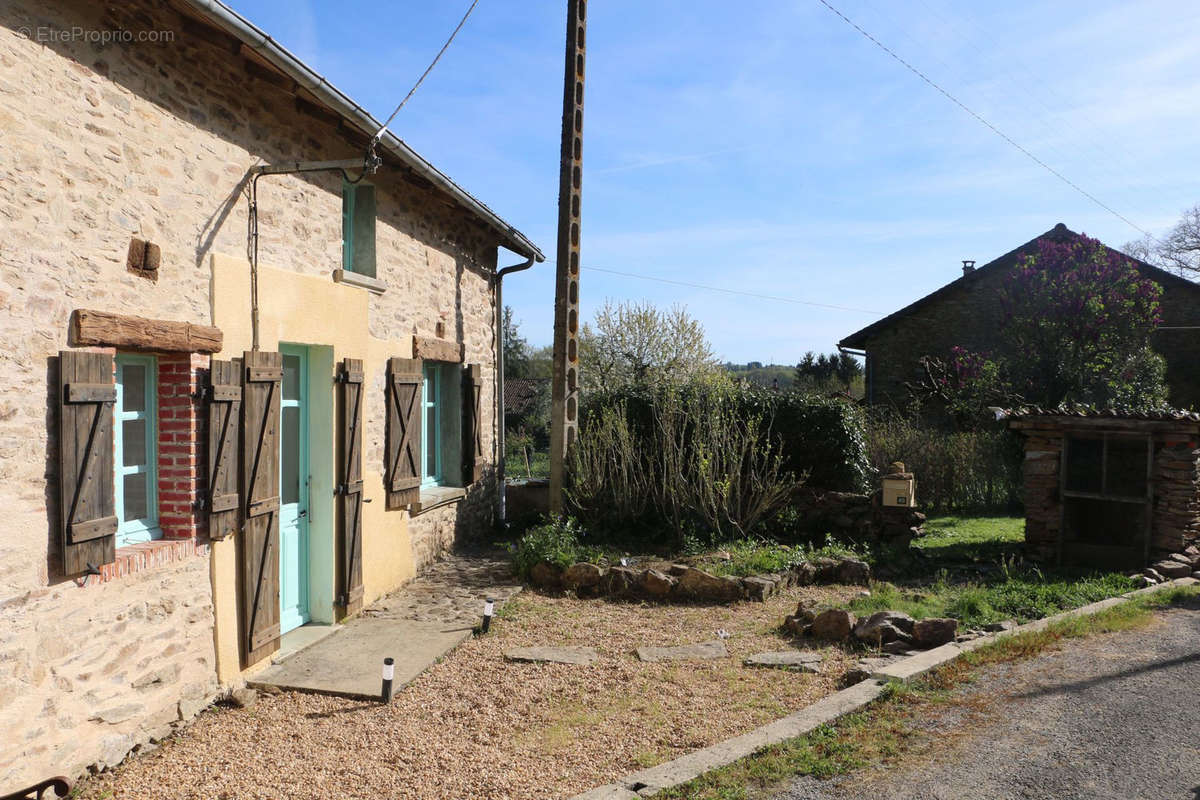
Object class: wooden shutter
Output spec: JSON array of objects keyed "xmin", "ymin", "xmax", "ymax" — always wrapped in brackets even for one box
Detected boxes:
[
  {"xmin": 240, "ymin": 350, "xmax": 282, "ymax": 665},
  {"xmin": 463, "ymin": 364, "xmax": 485, "ymax": 484},
  {"xmin": 386, "ymin": 357, "xmax": 422, "ymax": 508},
  {"xmin": 58, "ymin": 350, "xmax": 117, "ymax": 575},
  {"xmin": 336, "ymin": 358, "xmax": 365, "ymax": 617},
  {"xmin": 207, "ymin": 359, "xmax": 242, "ymax": 541}
]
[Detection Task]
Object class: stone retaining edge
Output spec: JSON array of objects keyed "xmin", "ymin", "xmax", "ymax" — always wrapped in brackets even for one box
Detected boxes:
[{"xmin": 566, "ymin": 576, "xmax": 1198, "ymax": 799}]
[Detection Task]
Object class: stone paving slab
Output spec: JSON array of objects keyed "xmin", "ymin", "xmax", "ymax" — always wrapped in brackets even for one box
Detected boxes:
[
  {"xmin": 250, "ymin": 553, "xmax": 521, "ymax": 699},
  {"xmin": 249, "ymin": 618, "xmax": 473, "ymax": 699},
  {"xmin": 636, "ymin": 640, "xmax": 727, "ymax": 662},
  {"xmin": 744, "ymin": 651, "xmax": 823, "ymax": 672},
  {"xmin": 505, "ymin": 646, "xmax": 599, "ymax": 665}
]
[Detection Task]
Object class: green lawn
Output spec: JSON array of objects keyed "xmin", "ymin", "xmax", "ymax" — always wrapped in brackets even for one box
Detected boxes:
[
  {"xmin": 914, "ymin": 515, "xmax": 1025, "ymax": 563},
  {"xmin": 505, "ymin": 449, "xmax": 549, "ymax": 479}
]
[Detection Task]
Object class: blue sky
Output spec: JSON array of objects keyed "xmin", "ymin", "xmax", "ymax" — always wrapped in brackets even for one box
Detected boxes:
[{"xmin": 234, "ymin": 0, "xmax": 1200, "ymax": 362}]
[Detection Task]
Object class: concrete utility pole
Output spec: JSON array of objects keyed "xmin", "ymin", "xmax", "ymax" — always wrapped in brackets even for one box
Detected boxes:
[{"xmin": 549, "ymin": 0, "xmax": 587, "ymax": 514}]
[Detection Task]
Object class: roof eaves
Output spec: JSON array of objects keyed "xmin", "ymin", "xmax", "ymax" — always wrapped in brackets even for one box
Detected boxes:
[{"xmin": 177, "ymin": 0, "xmax": 545, "ymax": 263}]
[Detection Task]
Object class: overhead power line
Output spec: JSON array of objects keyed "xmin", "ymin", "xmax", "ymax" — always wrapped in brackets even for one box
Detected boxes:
[
  {"xmin": 549, "ymin": 261, "xmax": 884, "ymax": 315},
  {"xmin": 372, "ymin": 0, "xmax": 482, "ymax": 142},
  {"xmin": 814, "ymin": 0, "xmax": 1155, "ymax": 240}
]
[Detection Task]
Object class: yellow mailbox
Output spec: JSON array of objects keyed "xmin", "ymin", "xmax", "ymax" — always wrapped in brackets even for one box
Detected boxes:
[{"xmin": 882, "ymin": 461, "xmax": 916, "ymax": 507}]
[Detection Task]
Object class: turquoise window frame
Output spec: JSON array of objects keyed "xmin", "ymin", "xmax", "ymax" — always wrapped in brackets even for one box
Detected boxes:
[
  {"xmin": 421, "ymin": 362, "xmax": 443, "ymax": 488},
  {"xmin": 341, "ymin": 179, "xmax": 377, "ymax": 278},
  {"xmin": 114, "ymin": 353, "xmax": 161, "ymax": 547}
]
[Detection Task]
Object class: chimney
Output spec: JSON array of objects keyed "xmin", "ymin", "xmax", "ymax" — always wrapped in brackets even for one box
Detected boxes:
[{"xmin": 962, "ymin": 260, "xmax": 976, "ymax": 276}]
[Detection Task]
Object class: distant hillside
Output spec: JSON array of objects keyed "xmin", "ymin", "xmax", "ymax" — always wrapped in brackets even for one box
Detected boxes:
[{"xmin": 723, "ymin": 362, "xmax": 796, "ymax": 388}]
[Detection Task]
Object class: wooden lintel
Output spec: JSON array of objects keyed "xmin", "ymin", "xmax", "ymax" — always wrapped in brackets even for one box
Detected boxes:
[
  {"xmin": 71, "ymin": 309, "xmax": 223, "ymax": 354},
  {"xmin": 412, "ymin": 335, "xmax": 464, "ymax": 364},
  {"xmin": 1009, "ymin": 417, "xmax": 1200, "ymax": 434}
]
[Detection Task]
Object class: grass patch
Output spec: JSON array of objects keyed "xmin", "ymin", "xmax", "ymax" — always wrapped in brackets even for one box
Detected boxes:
[
  {"xmin": 914, "ymin": 515, "xmax": 1025, "ymax": 563},
  {"xmin": 849, "ymin": 570, "xmax": 1138, "ymax": 629},
  {"xmin": 696, "ymin": 538, "xmax": 865, "ymax": 578},
  {"xmin": 658, "ymin": 585, "xmax": 1199, "ymax": 800}
]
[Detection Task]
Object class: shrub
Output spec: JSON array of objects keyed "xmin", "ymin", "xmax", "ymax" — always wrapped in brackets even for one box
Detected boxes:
[
  {"xmin": 865, "ymin": 408, "xmax": 1022, "ymax": 513},
  {"xmin": 570, "ymin": 383, "xmax": 800, "ymax": 547},
  {"xmin": 511, "ymin": 517, "xmax": 589, "ymax": 579}
]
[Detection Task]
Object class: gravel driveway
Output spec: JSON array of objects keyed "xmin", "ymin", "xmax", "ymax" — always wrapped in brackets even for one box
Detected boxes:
[{"xmin": 775, "ymin": 601, "xmax": 1200, "ymax": 800}]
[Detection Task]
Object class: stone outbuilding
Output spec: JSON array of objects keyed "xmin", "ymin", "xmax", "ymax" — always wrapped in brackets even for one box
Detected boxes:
[
  {"xmin": 838, "ymin": 223, "xmax": 1200, "ymax": 410},
  {"xmin": 0, "ymin": 0, "xmax": 542, "ymax": 789},
  {"xmin": 1007, "ymin": 408, "xmax": 1200, "ymax": 568}
]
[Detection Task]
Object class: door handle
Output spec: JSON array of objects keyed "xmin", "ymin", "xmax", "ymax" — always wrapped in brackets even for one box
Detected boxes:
[{"xmin": 299, "ymin": 510, "xmax": 308, "ymax": 518}]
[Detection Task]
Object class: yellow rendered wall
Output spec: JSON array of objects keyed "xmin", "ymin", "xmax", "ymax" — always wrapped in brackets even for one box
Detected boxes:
[{"xmin": 208, "ymin": 252, "xmax": 417, "ymax": 682}]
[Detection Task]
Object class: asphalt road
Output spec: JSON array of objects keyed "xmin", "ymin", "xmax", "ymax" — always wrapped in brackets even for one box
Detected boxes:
[{"xmin": 773, "ymin": 600, "xmax": 1200, "ymax": 800}]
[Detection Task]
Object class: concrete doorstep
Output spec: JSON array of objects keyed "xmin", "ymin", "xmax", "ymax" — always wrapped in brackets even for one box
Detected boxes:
[{"xmin": 567, "ymin": 577, "xmax": 1198, "ymax": 799}]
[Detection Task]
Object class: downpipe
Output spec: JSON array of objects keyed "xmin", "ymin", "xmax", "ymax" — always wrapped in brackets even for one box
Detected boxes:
[{"xmin": 494, "ymin": 255, "xmax": 536, "ymax": 523}]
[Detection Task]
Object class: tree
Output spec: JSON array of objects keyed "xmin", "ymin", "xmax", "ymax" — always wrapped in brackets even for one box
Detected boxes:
[
  {"xmin": 578, "ymin": 300, "xmax": 721, "ymax": 392},
  {"xmin": 795, "ymin": 350, "xmax": 862, "ymax": 390},
  {"xmin": 502, "ymin": 306, "xmax": 532, "ymax": 379},
  {"xmin": 1123, "ymin": 203, "xmax": 1200, "ymax": 278}
]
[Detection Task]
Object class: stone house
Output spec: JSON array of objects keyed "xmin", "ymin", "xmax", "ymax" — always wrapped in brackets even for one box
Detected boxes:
[
  {"xmin": 838, "ymin": 223, "xmax": 1200, "ymax": 410},
  {"xmin": 1007, "ymin": 408, "xmax": 1200, "ymax": 570},
  {"xmin": 0, "ymin": 0, "xmax": 542, "ymax": 789}
]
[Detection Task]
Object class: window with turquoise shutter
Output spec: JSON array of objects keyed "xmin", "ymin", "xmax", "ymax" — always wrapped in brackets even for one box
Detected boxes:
[
  {"xmin": 342, "ymin": 180, "xmax": 377, "ymax": 278},
  {"xmin": 114, "ymin": 354, "xmax": 161, "ymax": 546}
]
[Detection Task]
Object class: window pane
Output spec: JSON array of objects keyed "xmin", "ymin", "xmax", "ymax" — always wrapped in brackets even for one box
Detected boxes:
[
  {"xmin": 352, "ymin": 185, "xmax": 376, "ymax": 278},
  {"xmin": 123, "ymin": 473, "xmax": 149, "ymax": 521},
  {"xmin": 283, "ymin": 355, "xmax": 301, "ymax": 401},
  {"xmin": 282, "ymin": 405, "xmax": 300, "ymax": 505},
  {"xmin": 122, "ymin": 419, "xmax": 147, "ymax": 466},
  {"xmin": 122, "ymin": 364, "xmax": 146, "ymax": 412},
  {"xmin": 426, "ymin": 404, "xmax": 437, "ymax": 478},
  {"xmin": 1065, "ymin": 437, "xmax": 1103, "ymax": 493},
  {"xmin": 1107, "ymin": 439, "xmax": 1149, "ymax": 497}
]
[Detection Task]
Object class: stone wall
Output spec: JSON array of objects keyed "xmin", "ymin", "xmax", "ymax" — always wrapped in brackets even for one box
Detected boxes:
[
  {"xmin": 0, "ymin": 0, "xmax": 512, "ymax": 788},
  {"xmin": 0, "ymin": 552, "xmax": 219, "ymax": 790},
  {"xmin": 1020, "ymin": 433, "xmax": 1062, "ymax": 562}
]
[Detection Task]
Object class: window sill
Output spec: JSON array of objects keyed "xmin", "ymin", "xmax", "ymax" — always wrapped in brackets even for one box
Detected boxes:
[
  {"xmin": 410, "ymin": 486, "xmax": 466, "ymax": 516},
  {"xmin": 333, "ymin": 269, "xmax": 387, "ymax": 295},
  {"xmin": 90, "ymin": 538, "xmax": 206, "ymax": 585}
]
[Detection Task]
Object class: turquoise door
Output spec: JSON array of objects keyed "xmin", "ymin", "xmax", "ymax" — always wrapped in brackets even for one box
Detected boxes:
[{"xmin": 279, "ymin": 344, "xmax": 310, "ymax": 634}]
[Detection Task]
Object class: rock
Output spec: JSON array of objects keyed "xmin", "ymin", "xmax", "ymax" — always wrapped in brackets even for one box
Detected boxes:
[
  {"xmin": 677, "ymin": 568, "xmax": 743, "ymax": 601},
  {"xmin": 89, "ymin": 703, "xmax": 143, "ymax": 725},
  {"xmin": 853, "ymin": 611, "xmax": 915, "ymax": 646},
  {"xmin": 841, "ymin": 665, "xmax": 871, "ymax": 686},
  {"xmin": 562, "ymin": 562, "xmax": 605, "ymax": 593},
  {"xmin": 742, "ymin": 576, "xmax": 776, "ymax": 601},
  {"xmin": 1168, "ymin": 553, "xmax": 1193, "ymax": 566},
  {"xmin": 857, "ymin": 590, "xmax": 871, "ymax": 598},
  {"xmin": 1153, "ymin": 560, "xmax": 1191, "ymax": 579},
  {"xmin": 983, "ymin": 620, "xmax": 1017, "ymax": 633},
  {"xmin": 636, "ymin": 640, "xmax": 728, "ymax": 662},
  {"xmin": 258, "ymin": 684, "xmax": 283, "ymax": 695},
  {"xmin": 744, "ymin": 651, "xmax": 823, "ymax": 672},
  {"xmin": 836, "ymin": 558, "xmax": 872, "ymax": 585},
  {"xmin": 790, "ymin": 562, "xmax": 817, "ymax": 585},
  {"xmin": 504, "ymin": 646, "xmax": 598, "ymax": 665},
  {"xmin": 1193, "ymin": 571, "xmax": 1200, "ymax": 581},
  {"xmin": 230, "ymin": 687, "xmax": 258, "ymax": 709},
  {"xmin": 131, "ymin": 663, "xmax": 181, "ymax": 689},
  {"xmin": 529, "ymin": 561, "xmax": 563, "ymax": 589},
  {"xmin": 811, "ymin": 609, "xmax": 855, "ymax": 641},
  {"xmin": 1132, "ymin": 575, "xmax": 1155, "ymax": 588},
  {"xmin": 1143, "ymin": 568, "xmax": 1165, "ymax": 582},
  {"xmin": 668, "ymin": 563, "xmax": 689, "ymax": 576},
  {"xmin": 912, "ymin": 617, "xmax": 959, "ymax": 648},
  {"xmin": 1183, "ymin": 545, "xmax": 1200, "ymax": 567},
  {"xmin": 602, "ymin": 565, "xmax": 638, "ymax": 596},
  {"xmin": 882, "ymin": 641, "xmax": 916, "ymax": 655},
  {"xmin": 811, "ymin": 557, "xmax": 841, "ymax": 583},
  {"xmin": 641, "ymin": 569, "xmax": 677, "ymax": 597},
  {"xmin": 793, "ymin": 602, "xmax": 819, "ymax": 624},
  {"xmin": 783, "ymin": 615, "xmax": 807, "ymax": 635}
]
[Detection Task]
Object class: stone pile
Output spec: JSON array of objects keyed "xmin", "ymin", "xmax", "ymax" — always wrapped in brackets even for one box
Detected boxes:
[
  {"xmin": 784, "ymin": 601, "xmax": 960, "ymax": 653},
  {"xmin": 791, "ymin": 488, "xmax": 927, "ymax": 549},
  {"xmin": 1137, "ymin": 544, "xmax": 1200, "ymax": 584},
  {"xmin": 526, "ymin": 556, "xmax": 873, "ymax": 603}
]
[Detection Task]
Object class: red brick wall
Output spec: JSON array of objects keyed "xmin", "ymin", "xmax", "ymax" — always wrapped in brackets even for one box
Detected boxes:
[{"xmin": 157, "ymin": 353, "xmax": 209, "ymax": 541}]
